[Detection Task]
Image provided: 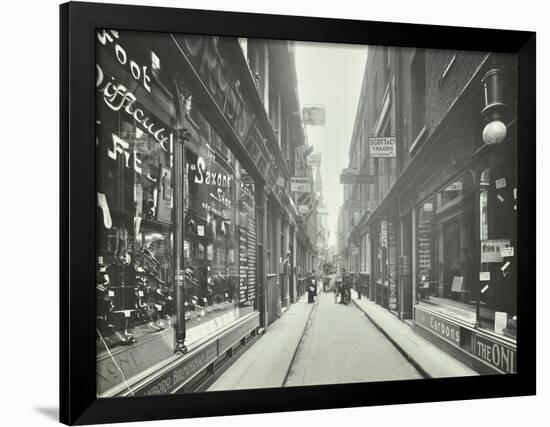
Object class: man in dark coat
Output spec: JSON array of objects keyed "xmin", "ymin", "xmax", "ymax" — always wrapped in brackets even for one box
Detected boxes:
[{"xmin": 307, "ymin": 272, "xmax": 316, "ymax": 303}]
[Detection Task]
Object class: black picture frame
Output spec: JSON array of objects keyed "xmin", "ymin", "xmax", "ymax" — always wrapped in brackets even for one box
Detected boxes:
[{"xmin": 60, "ymin": 1, "xmax": 536, "ymax": 425}]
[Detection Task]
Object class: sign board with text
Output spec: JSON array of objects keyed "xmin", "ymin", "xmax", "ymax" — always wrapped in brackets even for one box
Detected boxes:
[
  {"xmin": 369, "ymin": 137, "xmax": 396, "ymax": 158},
  {"xmin": 306, "ymin": 153, "xmax": 322, "ymax": 167},
  {"xmin": 451, "ymin": 276, "xmax": 465, "ymax": 292},
  {"xmin": 415, "ymin": 306, "xmax": 461, "ymax": 347},
  {"xmin": 290, "ymin": 177, "xmax": 312, "ymax": 193},
  {"xmin": 302, "ymin": 106, "xmax": 326, "ymax": 126},
  {"xmin": 340, "ymin": 169, "xmax": 376, "ymax": 185},
  {"xmin": 481, "ymin": 239, "xmax": 511, "ymax": 263},
  {"xmin": 472, "ymin": 334, "xmax": 516, "ymax": 374}
]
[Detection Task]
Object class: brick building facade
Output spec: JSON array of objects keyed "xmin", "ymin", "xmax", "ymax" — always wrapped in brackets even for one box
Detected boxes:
[{"xmin": 341, "ymin": 46, "xmax": 518, "ymax": 374}]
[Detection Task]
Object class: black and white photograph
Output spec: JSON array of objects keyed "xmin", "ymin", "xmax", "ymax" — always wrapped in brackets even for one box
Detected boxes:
[
  {"xmin": 95, "ymin": 29, "xmax": 519, "ymax": 397},
  {"xmin": 5, "ymin": 0, "xmax": 547, "ymax": 426}
]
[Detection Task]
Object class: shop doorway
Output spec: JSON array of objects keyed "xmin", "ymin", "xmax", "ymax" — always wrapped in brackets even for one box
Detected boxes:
[
  {"xmin": 442, "ymin": 220, "xmax": 461, "ymax": 297},
  {"xmin": 280, "ymin": 233, "xmax": 287, "ymax": 308},
  {"xmin": 399, "ymin": 213, "xmax": 413, "ymax": 319}
]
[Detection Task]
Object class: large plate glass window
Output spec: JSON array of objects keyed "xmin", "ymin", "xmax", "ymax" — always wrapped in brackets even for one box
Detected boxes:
[
  {"xmin": 415, "ymin": 173, "xmax": 476, "ymax": 324},
  {"xmin": 95, "ymin": 29, "xmax": 176, "ymax": 396}
]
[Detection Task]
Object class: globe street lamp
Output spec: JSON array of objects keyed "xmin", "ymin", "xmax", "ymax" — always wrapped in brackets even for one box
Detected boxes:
[{"xmin": 481, "ymin": 67, "xmax": 507, "ymax": 145}]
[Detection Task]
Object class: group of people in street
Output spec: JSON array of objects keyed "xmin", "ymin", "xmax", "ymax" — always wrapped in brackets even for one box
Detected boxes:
[
  {"xmin": 306, "ymin": 266, "xmax": 367, "ymax": 306},
  {"xmin": 335, "ymin": 268, "xmax": 353, "ymax": 305}
]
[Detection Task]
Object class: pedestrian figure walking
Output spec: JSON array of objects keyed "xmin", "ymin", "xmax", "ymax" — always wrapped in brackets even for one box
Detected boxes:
[
  {"xmin": 312, "ymin": 270, "xmax": 318, "ymax": 299},
  {"xmin": 307, "ymin": 272, "xmax": 316, "ymax": 304}
]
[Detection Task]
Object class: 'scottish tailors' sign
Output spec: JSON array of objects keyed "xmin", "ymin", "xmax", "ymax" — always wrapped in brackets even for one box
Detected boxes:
[{"xmin": 369, "ymin": 137, "xmax": 396, "ymax": 158}]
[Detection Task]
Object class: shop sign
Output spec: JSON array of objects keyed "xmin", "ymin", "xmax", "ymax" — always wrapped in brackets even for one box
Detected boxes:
[
  {"xmin": 302, "ymin": 106, "xmax": 326, "ymax": 126},
  {"xmin": 472, "ymin": 334, "xmax": 516, "ymax": 374},
  {"xmin": 96, "ymin": 68, "xmax": 170, "ymax": 151},
  {"xmin": 481, "ymin": 239, "xmax": 511, "ymax": 263},
  {"xmin": 177, "ymin": 35, "xmax": 256, "ymax": 140},
  {"xmin": 415, "ymin": 307, "xmax": 461, "ymax": 347},
  {"xmin": 306, "ymin": 153, "xmax": 322, "ymax": 166},
  {"xmin": 187, "ymin": 156, "xmax": 232, "ymax": 189},
  {"xmin": 369, "ymin": 137, "xmax": 396, "ymax": 158},
  {"xmin": 97, "ymin": 29, "xmax": 152, "ymax": 93},
  {"xmin": 340, "ymin": 169, "xmax": 376, "ymax": 185},
  {"xmin": 135, "ymin": 343, "xmax": 218, "ymax": 396},
  {"xmin": 291, "ymin": 177, "xmax": 312, "ymax": 193}
]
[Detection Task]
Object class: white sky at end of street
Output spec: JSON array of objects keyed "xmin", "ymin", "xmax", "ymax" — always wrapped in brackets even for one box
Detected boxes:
[{"xmin": 294, "ymin": 41, "xmax": 368, "ymax": 248}]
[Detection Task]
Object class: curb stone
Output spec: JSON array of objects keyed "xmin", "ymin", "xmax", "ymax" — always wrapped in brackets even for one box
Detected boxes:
[{"xmin": 351, "ymin": 298, "xmax": 431, "ymax": 379}]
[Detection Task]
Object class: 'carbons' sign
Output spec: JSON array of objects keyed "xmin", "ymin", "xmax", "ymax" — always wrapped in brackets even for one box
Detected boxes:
[{"xmin": 415, "ymin": 307, "xmax": 461, "ymax": 347}]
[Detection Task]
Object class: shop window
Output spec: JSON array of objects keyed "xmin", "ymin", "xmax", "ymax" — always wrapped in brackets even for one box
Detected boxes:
[
  {"xmin": 183, "ymin": 136, "xmax": 256, "ymax": 343},
  {"xmin": 479, "ymin": 162, "xmax": 517, "ymax": 339},
  {"xmin": 415, "ymin": 173, "xmax": 476, "ymax": 325},
  {"xmin": 96, "ymin": 46, "xmax": 176, "ymax": 395},
  {"xmin": 96, "ymin": 30, "xmax": 259, "ymax": 396}
]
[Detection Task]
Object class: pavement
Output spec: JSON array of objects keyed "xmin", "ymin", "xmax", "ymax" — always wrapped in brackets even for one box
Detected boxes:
[
  {"xmin": 208, "ymin": 284, "xmax": 476, "ymax": 392},
  {"xmin": 350, "ymin": 290, "xmax": 478, "ymax": 378},
  {"xmin": 207, "ymin": 292, "xmax": 318, "ymax": 391}
]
